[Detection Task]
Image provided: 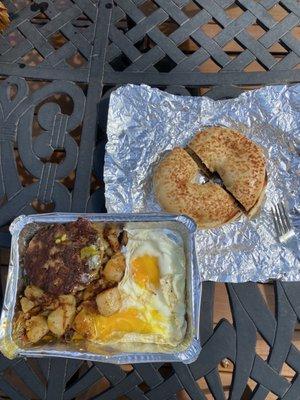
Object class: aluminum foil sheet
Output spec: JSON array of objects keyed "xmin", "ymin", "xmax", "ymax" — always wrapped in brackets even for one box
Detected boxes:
[
  {"xmin": 0, "ymin": 212, "xmax": 201, "ymax": 364},
  {"xmin": 105, "ymin": 84, "xmax": 300, "ymax": 282}
]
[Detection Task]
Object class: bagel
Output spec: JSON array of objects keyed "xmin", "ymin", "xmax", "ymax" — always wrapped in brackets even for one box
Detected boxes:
[
  {"xmin": 188, "ymin": 126, "xmax": 266, "ymax": 212},
  {"xmin": 153, "ymin": 147, "xmax": 241, "ymax": 228},
  {"xmin": 247, "ymin": 175, "xmax": 267, "ymax": 217}
]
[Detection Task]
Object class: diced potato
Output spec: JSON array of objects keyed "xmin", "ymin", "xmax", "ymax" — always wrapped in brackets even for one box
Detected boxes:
[
  {"xmin": 24, "ymin": 286, "xmax": 59, "ymax": 311},
  {"xmin": 96, "ymin": 287, "xmax": 121, "ymax": 316},
  {"xmin": 47, "ymin": 308, "xmax": 65, "ymax": 336},
  {"xmin": 103, "ymin": 252, "xmax": 125, "ymax": 283},
  {"xmin": 47, "ymin": 295, "xmax": 76, "ymax": 336},
  {"xmin": 20, "ymin": 297, "xmax": 35, "ymax": 313},
  {"xmin": 73, "ymin": 309, "xmax": 96, "ymax": 340},
  {"xmin": 25, "ymin": 315, "xmax": 49, "ymax": 343},
  {"xmin": 59, "ymin": 294, "xmax": 76, "ymax": 306},
  {"xmin": 27, "ymin": 305, "xmax": 42, "ymax": 316},
  {"xmin": 24, "ymin": 285, "xmax": 44, "ymax": 301}
]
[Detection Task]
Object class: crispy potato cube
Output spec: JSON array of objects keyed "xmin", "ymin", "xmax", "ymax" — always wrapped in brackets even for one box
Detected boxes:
[
  {"xmin": 96, "ymin": 287, "xmax": 121, "ymax": 316},
  {"xmin": 47, "ymin": 307, "xmax": 65, "ymax": 336},
  {"xmin": 25, "ymin": 315, "xmax": 49, "ymax": 343},
  {"xmin": 20, "ymin": 297, "xmax": 35, "ymax": 313},
  {"xmin": 47, "ymin": 295, "xmax": 76, "ymax": 336},
  {"xmin": 24, "ymin": 285, "xmax": 44, "ymax": 301},
  {"xmin": 59, "ymin": 294, "xmax": 76, "ymax": 306},
  {"xmin": 73, "ymin": 309, "xmax": 95, "ymax": 340},
  {"xmin": 103, "ymin": 252, "xmax": 125, "ymax": 283}
]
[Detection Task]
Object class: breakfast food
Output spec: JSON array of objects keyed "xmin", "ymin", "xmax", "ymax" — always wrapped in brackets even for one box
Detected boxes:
[
  {"xmin": 154, "ymin": 126, "xmax": 266, "ymax": 228},
  {"xmin": 13, "ymin": 219, "xmax": 187, "ymax": 349},
  {"xmin": 74, "ymin": 228, "xmax": 186, "ymax": 345},
  {"xmin": 153, "ymin": 147, "xmax": 240, "ymax": 228},
  {"xmin": 189, "ymin": 127, "xmax": 266, "ymax": 212},
  {"xmin": 23, "ymin": 218, "xmax": 103, "ymax": 295}
]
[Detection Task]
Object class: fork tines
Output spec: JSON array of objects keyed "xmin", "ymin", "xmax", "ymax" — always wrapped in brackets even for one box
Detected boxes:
[{"xmin": 272, "ymin": 201, "xmax": 293, "ymax": 240}]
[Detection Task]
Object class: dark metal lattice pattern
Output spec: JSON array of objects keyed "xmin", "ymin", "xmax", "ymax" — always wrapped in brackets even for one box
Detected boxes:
[
  {"xmin": 105, "ymin": 0, "xmax": 300, "ymax": 98},
  {"xmin": 0, "ymin": 0, "xmax": 97, "ymax": 82},
  {"xmin": 0, "ymin": 0, "xmax": 111, "ymax": 241},
  {"xmin": 0, "ymin": 0, "xmax": 299, "ymax": 399}
]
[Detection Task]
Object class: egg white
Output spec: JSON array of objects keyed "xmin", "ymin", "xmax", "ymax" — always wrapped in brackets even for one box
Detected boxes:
[{"xmin": 117, "ymin": 228, "xmax": 187, "ymax": 346}]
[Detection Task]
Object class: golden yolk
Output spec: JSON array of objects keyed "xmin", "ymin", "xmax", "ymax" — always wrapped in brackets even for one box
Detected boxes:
[
  {"xmin": 131, "ymin": 255, "xmax": 160, "ymax": 290},
  {"xmin": 74, "ymin": 308, "xmax": 163, "ymax": 342}
]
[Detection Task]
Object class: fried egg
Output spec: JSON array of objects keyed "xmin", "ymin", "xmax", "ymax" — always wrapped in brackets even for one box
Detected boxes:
[
  {"xmin": 117, "ymin": 229, "xmax": 186, "ymax": 345},
  {"xmin": 74, "ymin": 229, "xmax": 187, "ymax": 346}
]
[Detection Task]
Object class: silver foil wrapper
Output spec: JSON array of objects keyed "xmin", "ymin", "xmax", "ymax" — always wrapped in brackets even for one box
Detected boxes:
[{"xmin": 105, "ymin": 84, "xmax": 300, "ymax": 282}]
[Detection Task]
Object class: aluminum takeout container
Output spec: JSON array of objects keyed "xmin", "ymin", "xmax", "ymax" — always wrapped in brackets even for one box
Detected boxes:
[{"xmin": 0, "ymin": 212, "xmax": 201, "ymax": 364}]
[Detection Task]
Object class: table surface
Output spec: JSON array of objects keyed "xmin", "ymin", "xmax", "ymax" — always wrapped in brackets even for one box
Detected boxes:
[{"xmin": 0, "ymin": 0, "xmax": 299, "ymax": 399}]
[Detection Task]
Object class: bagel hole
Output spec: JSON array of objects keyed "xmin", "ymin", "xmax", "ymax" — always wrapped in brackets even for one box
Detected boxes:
[
  {"xmin": 185, "ymin": 146, "xmax": 224, "ymax": 185},
  {"xmin": 210, "ymin": 172, "xmax": 223, "ymax": 186},
  {"xmin": 194, "ymin": 171, "xmax": 208, "ymax": 185},
  {"xmin": 185, "ymin": 147, "xmax": 212, "ymax": 179}
]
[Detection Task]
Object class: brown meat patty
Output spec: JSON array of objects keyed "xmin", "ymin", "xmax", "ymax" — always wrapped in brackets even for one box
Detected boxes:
[{"xmin": 24, "ymin": 218, "xmax": 99, "ymax": 296}]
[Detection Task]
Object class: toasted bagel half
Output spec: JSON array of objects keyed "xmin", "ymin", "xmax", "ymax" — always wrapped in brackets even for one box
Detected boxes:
[
  {"xmin": 188, "ymin": 127, "xmax": 266, "ymax": 212},
  {"xmin": 153, "ymin": 147, "xmax": 241, "ymax": 228}
]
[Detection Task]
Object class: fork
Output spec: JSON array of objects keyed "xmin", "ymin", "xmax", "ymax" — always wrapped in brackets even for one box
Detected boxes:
[{"xmin": 272, "ymin": 201, "xmax": 299, "ymax": 257}]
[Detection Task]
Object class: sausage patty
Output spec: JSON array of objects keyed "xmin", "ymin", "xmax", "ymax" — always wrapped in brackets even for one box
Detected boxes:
[{"xmin": 23, "ymin": 218, "xmax": 99, "ymax": 296}]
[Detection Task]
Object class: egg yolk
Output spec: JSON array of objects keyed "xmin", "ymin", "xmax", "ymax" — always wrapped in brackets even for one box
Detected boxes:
[
  {"xmin": 131, "ymin": 255, "xmax": 160, "ymax": 290},
  {"xmin": 74, "ymin": 308, "xmax": 163, "ymax": 342}
]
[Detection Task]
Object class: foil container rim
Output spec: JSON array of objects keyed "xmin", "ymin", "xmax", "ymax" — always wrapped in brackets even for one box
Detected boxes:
[{"xmin": 0, "ymin": 212, "xmax": 201, "ymax": 364}]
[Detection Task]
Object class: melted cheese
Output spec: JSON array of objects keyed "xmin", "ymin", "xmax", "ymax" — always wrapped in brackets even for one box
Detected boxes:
[{"xmin": 74, "ymin": 308, "xmax": 164, "ymax": 342}]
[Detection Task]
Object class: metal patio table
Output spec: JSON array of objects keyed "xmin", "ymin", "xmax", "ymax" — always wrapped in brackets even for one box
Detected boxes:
[{"xmin": 0, "ymin": 0, "xmax": 299, "ymax": 398}]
